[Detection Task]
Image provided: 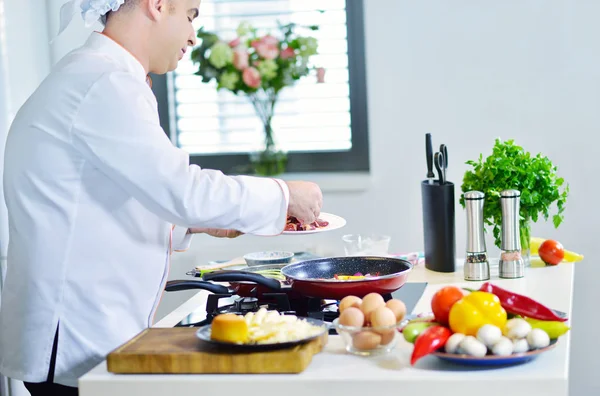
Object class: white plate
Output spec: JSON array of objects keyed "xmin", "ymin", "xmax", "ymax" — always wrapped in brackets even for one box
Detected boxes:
[{"xmin": 282, "ymin": 212, "xmax": 347, "ymax": 235}]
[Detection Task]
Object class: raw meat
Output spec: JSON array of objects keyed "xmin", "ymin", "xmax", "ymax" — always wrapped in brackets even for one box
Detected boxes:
[{"xmin": 285, "ymin": 216, "xmax": 329, "ymax": 231}]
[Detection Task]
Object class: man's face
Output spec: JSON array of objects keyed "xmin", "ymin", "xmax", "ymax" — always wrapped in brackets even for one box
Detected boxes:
[{"xmin": 150, "ymin": 0, "xmax": 200, "ymax": 74}]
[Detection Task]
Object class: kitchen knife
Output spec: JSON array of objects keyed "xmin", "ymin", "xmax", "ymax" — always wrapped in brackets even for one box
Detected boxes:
[{"xmin": 426, "ymin": 133, "xmax": 434, "ymax": 183}]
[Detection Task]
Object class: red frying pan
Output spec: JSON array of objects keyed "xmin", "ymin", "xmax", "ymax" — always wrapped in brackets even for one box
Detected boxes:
[
  {"xmin": 280, "ymin": 256, "xmax": 413, "ymax": 300},
  {"xmin": 195, "ymin": 256, "xmax": 412, "ymax": 301}
]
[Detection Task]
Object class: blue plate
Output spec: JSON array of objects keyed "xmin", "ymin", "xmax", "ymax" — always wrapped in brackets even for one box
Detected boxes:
[{"xmin": 433, "ymin": 339, "xmax": 558, "ymax": 366}]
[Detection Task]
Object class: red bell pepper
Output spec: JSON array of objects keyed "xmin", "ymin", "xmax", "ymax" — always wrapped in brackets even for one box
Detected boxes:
[
  {"xmin": 478, "ymin": 282, "xmax": 567, "ymax": 322},
  {"xmin": 410, "ymin": 325, "xmax": 452, "ymax": 365}
]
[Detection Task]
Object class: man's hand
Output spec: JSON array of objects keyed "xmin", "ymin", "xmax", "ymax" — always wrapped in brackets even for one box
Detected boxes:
[
  {"xmin": 188, "ymin": 228, "xmax": 244, "ymax": 239},
  {"xmin": 286, "ymin": 181, "xmax": 323, "ymax": 224}
]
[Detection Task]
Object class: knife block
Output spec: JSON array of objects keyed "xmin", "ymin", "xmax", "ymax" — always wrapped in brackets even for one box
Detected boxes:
[{"xmin": 421, "ymin": 180, "xmax": 456, "ymax": 273}]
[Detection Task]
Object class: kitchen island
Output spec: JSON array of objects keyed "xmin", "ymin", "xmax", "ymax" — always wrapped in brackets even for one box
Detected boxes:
[{"xmin": 79, "ymin": 260, "xmax": 574, "ymax": 396}]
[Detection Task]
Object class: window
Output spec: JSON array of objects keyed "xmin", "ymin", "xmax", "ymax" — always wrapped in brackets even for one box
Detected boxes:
[{"xmin": 152, "ymin": 0, "xmax": 369, "ymax": 173}]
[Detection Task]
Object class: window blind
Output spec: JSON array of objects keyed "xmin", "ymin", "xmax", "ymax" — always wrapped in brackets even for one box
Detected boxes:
[{"xmin": 169, "ymin": 0, "xmax": 353, "ymax": 155}]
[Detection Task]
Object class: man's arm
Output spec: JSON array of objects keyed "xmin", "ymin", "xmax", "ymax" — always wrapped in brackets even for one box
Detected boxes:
[{"xmin": 72, "ymin": 72, "xmax": 288, "ymax": 235}]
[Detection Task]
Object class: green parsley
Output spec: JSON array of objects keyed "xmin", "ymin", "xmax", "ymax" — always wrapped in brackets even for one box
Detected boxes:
[{"xmin": 460, "ymin": 139, "xmax": 569, "ymax": 250}]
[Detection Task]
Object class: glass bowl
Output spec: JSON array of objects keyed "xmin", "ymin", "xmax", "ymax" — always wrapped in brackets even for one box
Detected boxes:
[
  {"xmin": 342, "ymin": 234, "xmax": 391, "ymax": 257},
  {"xmin": 332, "ymin": 318, "xmax": 399, "ymax": 356}
]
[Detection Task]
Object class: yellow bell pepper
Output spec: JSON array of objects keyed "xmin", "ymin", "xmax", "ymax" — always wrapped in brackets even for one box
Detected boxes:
[
  {"xmin": 448, "ymin": 291, "xmax": 507, "ymax": 336},
  {"xmin": 335, "ymin": 275, "xmax": 366, "ymax": 280}
]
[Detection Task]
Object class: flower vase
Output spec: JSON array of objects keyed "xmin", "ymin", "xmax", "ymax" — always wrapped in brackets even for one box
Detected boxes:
[
  {"xmin": 520, "ymin": 219, "xmax": 531, "ymax": 267},
  {"xmin": 250, "ymin": 122, "xmax": 288, "ymax": 176}
]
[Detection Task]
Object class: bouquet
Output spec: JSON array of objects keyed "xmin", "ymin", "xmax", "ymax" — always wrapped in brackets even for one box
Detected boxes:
[{"xmin": 191, "ymin": 21, "xmax": 325, "ymax": 175}]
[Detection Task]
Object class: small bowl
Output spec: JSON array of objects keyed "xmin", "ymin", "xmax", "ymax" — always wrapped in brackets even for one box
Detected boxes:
[
  {"xmin": 333, "ymin": 318, "xmax": 399, "ymax": 356},
  {"xmin": 243, "ymin": 251, "xmax": 294, "ymax": 267}
]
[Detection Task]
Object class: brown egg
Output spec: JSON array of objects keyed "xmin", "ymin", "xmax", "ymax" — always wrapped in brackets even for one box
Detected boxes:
[
  {"xmin": 370, "ymin": 306, "xmax": 397, "ymax": 331},
  {"xmin": 338, "ymin": 307, "xmax": 365, "ymax": 328},
  {"xmin": 352, "ymin": 331, "xmax": 382, "ymax": 350},
  {"xmin": 385, "ymin": 299, "xmax": 407, "ymax": 323},
  {"xmin": 339, "ymin": 296, "xmax": 362, "ymax": 313},
  {"xmin": 380, "ymin": 330, "xmax": 396, "ymax": 345},
  {"xmin": 360, "ymin": 293, "xmax": 386, "ymax": 321}
]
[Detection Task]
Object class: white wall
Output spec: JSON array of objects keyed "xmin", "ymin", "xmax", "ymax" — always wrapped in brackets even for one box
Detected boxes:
[
  {"xmin": 3, "ymin": 0, "xmax": 51, "ymax": 111},
  {"xmin": 46, "ymin": 0, "xmax": 103, "ymax": 63},
  {"xmin": 0, "ymin": 0, "xmax": 9, "ymax": 255},
  {"xmin": 0, "ymin": 0, "xmax": 10, "ymax": 394},
  {"xmin": 2, "ymin": 0, "xmax": 599, "ymax": 395}
]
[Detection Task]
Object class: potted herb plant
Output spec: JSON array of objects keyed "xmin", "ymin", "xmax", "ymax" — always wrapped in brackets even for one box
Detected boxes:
[
  {"xmin": 191, "ymin": 21, "xmax": 324, "ymax": 176},
  {"xmin": 460, "ymin": 139, "xmax": 569, "ymax": 265}
]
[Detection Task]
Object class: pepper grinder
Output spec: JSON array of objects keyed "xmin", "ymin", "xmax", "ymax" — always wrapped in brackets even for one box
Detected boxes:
[
  {"xmin": 463, "ymin": 191, "xmax": 490, "ymax": 281},
  {"xmin": 499, "ymin": 189, "xmax": 525, "ymax": 279}
]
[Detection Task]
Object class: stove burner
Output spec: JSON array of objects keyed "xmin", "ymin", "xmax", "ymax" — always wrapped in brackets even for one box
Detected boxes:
[
  {"xmin": 238, "ymin": 297, "xmax": 259, "ymax": 312},
  {"xmin": 262, "ymin": 293, "xmax": 291, "ymax": 311}
]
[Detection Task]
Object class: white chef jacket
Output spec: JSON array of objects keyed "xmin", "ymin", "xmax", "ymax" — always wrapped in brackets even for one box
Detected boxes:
[{"xmin": 0, "ymin": 32, "xmax": 289, "ymax": 387}]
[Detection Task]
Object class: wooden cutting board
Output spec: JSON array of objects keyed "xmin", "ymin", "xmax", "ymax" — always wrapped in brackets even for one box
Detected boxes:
[{"xmin": 107, "ymin": 328, "xmax": 328, "ymax": 374}]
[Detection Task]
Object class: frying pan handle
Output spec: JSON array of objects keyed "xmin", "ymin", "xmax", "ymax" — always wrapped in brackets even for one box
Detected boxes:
[
  {"xmin": 165, "ymin": 280, "xmax": 230, "ymax": 294},
  {"xmin": 202, "ymin": 270, "xmax": 282, "ymax": 290}
]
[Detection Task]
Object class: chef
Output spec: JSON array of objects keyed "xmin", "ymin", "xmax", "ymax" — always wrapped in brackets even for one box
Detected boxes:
[{"xmin": 0, "ymin": 0, "xmax": 323, "ymax": 394}]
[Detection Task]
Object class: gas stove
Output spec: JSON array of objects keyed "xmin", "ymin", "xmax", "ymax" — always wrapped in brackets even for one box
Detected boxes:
[
  {"xmin": 172, "ymin": 251, "xmax": 427, "ymax": 334},
  {"xmin": 174, "ymin": 284, "xmax": 428, "ymax": 334},
  {"xmin": 175, "ymin": 291, "xmax": 392, "ymax": 333}
]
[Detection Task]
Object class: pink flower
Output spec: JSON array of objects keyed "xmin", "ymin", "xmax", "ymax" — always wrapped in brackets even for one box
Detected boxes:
[
  {"xmin": 316, "ymin": 67, "xmax": 326, "ymax": 83},
  {"xmin": 232, "ymin": 47, "xmax": 249, "ymax": 70},
  {"xmin": 228, "ymin": 37, "xmax": 241, "ymax": 48},
  {"xmin": 242, "ymin": 67, "xmax": 261, "ymax": 88},
  {"xmin": 261, "ymin": 35, "xmax": 279, "ymax": 47},
  {"xmin": 280, "ymin": 47, "xmax": 295, "ymax": 60},
  {"xmin": 251, "ymin": 35, "xmax": 280, "ymax": 60}
]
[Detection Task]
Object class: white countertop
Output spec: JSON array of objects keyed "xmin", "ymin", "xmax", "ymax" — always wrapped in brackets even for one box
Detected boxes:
[{"xmin": 79, "ymin": 260, "xmax": 574, "ymax": 396}]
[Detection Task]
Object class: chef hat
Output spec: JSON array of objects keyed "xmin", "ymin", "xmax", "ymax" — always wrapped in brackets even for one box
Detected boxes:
[{"xmin": 55, "ymin": 0, "xmax": 126, "ymax": 39}]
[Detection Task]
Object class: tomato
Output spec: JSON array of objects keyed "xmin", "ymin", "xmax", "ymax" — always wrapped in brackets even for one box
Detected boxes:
[
  {"xmin": 431, "ymin": 286, "xmax": 465, "ymax": 325},
  {"xmin": 539, "ymin": 239, "xmax": 565, "ymax": 266}
]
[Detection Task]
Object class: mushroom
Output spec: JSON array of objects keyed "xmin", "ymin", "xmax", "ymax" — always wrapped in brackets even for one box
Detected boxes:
[
  {"xmin": 503, "ymin": 318, "xmax": 532, "ymax": 340},
  {"xmin": 445, "ymin": 333, "xmax": 466, "ymax": 354},
  {"xmin": 477, "ymin": 324, "xmax": 502, "ymax": 348},
  {"xmin": 491, "ymin": 336, "xmax": 514, "ymax": 356},
  {"xmin": 512, "ymin": 338, "xmax": 529, "ymax": 353},
  {"xmin": 458, "ymin": 335, "xmax": 487, "ymax": 357},
  {"xmin": 526, "ymin": 328, "xmax": 550, "ymax": 350}
]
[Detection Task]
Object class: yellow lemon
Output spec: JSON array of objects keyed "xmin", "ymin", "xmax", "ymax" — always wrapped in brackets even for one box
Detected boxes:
[
  {"xmin": 530, "ymin": 237, "xmax": 545, "ymax": 255},
  {"xmin": 563, "ymin": 250, "xmax": 584, "ymax": 262}
]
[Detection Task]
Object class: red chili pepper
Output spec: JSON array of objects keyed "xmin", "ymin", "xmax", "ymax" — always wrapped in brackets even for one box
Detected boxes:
[
  {"xmin": 410, "ymin": 325, "xmax": 452, "ymax": 365},
  {"xmin": 479, "ymin": 282, "xmax": 567, "ymax": 322}
]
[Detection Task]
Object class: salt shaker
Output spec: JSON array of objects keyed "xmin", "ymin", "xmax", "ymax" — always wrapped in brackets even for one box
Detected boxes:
[
  {"xmin": 463, "ymin": 191, "xmax": 490, "ymax": 281},
  {"xmin": 499, "ymin": 190, "xmax": 525, "ymax": 278}
]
